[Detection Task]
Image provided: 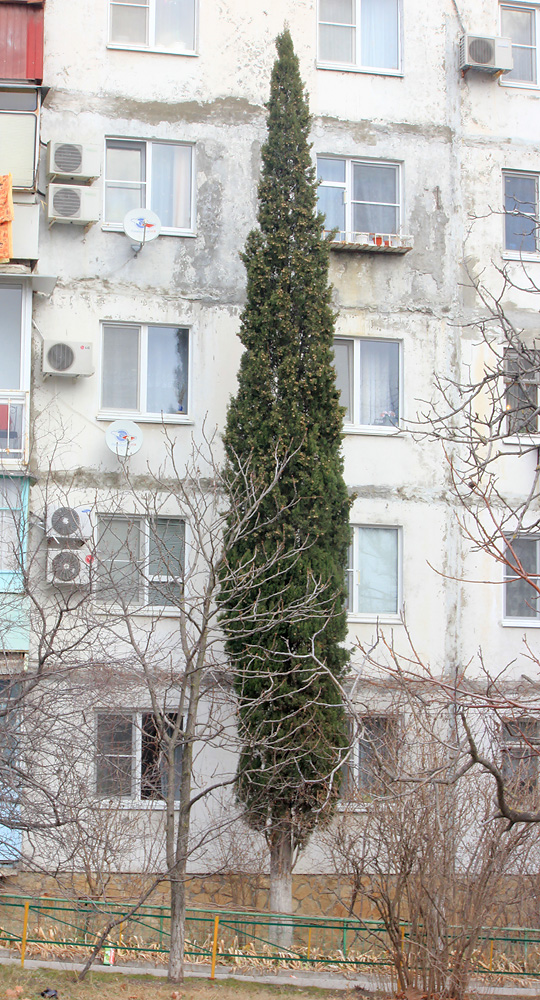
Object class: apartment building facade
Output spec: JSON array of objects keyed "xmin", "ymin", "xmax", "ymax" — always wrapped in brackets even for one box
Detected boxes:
[{"xmin": 1, "ymin": 0, "xmax": 540, "ymax": 891}]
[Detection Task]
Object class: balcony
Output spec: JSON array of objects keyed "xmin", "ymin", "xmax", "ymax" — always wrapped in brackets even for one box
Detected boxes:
[
  {"xmin": 328, "ymin": 232, "xmax": 414, "ymax": 254},
  {"xmin": 0, "ymin": 393, "xmax": 28, "ymax": 464}
]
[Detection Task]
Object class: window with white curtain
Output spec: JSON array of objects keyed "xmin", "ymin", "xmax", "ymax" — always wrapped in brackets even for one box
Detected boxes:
[
  {"xmin": 109, "ymin": 0, "xmax": 196, "ymax": 53},
  {"xmin": 347, "ymin": 525, "xmax": 401, "ymax": 617},
  {"xmin": 318, "ymin": 0, "xmax": 400, "ymax": 71},
  {"xmin": 97, "ymin": 515, "xmax": 185, "ymax": 607},
  {"xmin": 104, "ymin": 139, "xmax": 194, "ymax": 233},
  {"xmin": 333, "ymin": 337, "xmax": 400, "ymax": 429},
  {"xmin": 0, "ymin": 89, "xmax": 39, "ymax": 190},
  {"xmin": 0, "ymin": 479, "xmax": 23, "ymax": 579},
  {"xmin": 317, "ymin": 157, "xmax": 401, "ymax": 240},
  {"xmin": 0, "ymin": 283, "xmax": 29, "ymax": 463},
  {"xmin": 501, "ymin": 4, "xmax": 540, "ymax": 85},
  {"xmin": 101, "ymin": 323, "xmax": 189, "ymax": 419}
]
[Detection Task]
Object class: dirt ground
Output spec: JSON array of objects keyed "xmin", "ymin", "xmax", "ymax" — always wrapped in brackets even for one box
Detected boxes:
[{"xmin": 0, "ymin": 966, "xmax": 353, "ymax": 1000}]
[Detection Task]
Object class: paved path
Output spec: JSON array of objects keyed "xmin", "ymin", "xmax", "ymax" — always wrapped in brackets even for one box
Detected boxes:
[{"xmin": 1, "ymin": 954, "xmax": 539, "ymax": 998}]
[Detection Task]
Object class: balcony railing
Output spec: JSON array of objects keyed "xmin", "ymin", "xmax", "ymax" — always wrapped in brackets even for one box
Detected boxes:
[{"xmin": 0, "ymin": 393, "xmax": 28, "ymax": 463}]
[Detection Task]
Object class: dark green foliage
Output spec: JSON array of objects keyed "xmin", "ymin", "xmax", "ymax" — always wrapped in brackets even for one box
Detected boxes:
[{"xmin": 219, "ymin": 29, "xmax": 350, "ymax": 849}]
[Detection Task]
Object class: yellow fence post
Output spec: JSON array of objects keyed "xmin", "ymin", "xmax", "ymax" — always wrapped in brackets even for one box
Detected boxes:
[
  {"xmin": 489, "ymin": 938, "xmax": 494, "ymax": 971},
  {"xmin": 307, "ymin": 927, "xmax": 312, "ymax": 962},
  {"xmin": 210, "ymin": 914, "xmax": 220, "ymax": 980},
  {"xmin": 20, "ymin": 901, "xmax": 30, "ymax": 969}
]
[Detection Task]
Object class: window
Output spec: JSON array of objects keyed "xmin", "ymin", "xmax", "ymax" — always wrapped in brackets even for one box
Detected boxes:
[
  {"xmin": 0, "ymin": 480, "xmax": 23, "ymax": 580},
  {"xmin": 504, "ymin": 536, "xmax": 540, "ymax": 619},
  {"xmin": 97, "ymin": 515, "xmax": 185, "ymax": 608},
  {"xmin": 0, "ymin": 283, "xmax": 30, "ymax": 463},
  {"xmin": 0, "ymin": 677, "xmax": 22, "ymax": 860},
  {"xmin": 501, "ymin": 4, "xmax": 539, "ymax": 84},
  {"xmin": 101, "ymin": 323, "xmax": 189, "ymax": 419},
  {"xmin": 501, "ymin": 717, "xmax": 540, "ymax": 793},
  {"xmin": 109, "ymin": 0, "xmax": 196, "ymax": 53},
  {"xmin": 96, "ymin": 711, "xmax": 183, "ymax": 800},
  {"xmin": 318, "ymin": 0, "xmax": 400, "ymax": 71},
  {"xmin": 104, "ymin": 139, "xmax": 194, "ymax": 233},
  {"xmin": 333, "ymin": 337, "xmax": 400, "ymax": 429},
  {"xmin": 0, "ymin": 89, "xmax": 39, "ymax": 190},
  {"xmin": 503, "ymin": 172, "xmax": 538, "ymax": 254},
  {"xmin": 347, "ymin": 525, "xmax": 400, "ymax": 617},
  {"xmin": 317, "ymin": 157, "xmax": 400, "ymax": 240},
  {"xmin": 504, "ymin": 347, "xmax": 540, "ymax": 434}
]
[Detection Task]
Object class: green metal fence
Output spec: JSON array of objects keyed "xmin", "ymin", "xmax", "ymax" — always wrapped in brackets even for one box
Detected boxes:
[{"xmin": 0, "ymin": 894, "xmax": 539, "ymax": 980}]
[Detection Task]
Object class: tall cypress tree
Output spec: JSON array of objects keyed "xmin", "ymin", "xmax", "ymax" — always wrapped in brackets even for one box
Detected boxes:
[{"xmin": 219, "ymin": 29, "xmax": 350, "ymax": 920}]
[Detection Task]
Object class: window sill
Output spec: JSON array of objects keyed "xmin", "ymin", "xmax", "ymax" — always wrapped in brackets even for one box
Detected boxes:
[
  {"xmin": 101, "ymin": 223, "xmax": 196, "ymax": 238},
  {"xmin": 347, "ymin": 613, "xmax": 402, "ymax": 625},
  {"xmin": 95, "ymin": 798, "xmax": 179, "ymax": 810},
  {"xmin": 97, "ymin": 412, "xmax": 193, "ymax": 426},
  {"xmin": 336, "ymin": 799, "xmax": 369, "ymax": 813},
  {"xmin": 501, "ymin": 251, "xmax": 540, "ymax": 263},
  {"xmin": 501, "ymin": 434, "xmax": 540, "ymax": 451},
  {"xmin": 500, "ymin": 79, "xmax": 540, "ymax": 90},
  {"xmin": 94, "ymin": 604, "xmax": 182, "ymax": 618},
  {"xmin": 501, "ymin": 618, "xmax": 540, "ymax": 627},
  {"xmin": 343, "ymin": 424, "xmax": 402, "ymax": 437},
  {"xmin": 107, "ymin": 43, "xmax": 197, "ymax": 57},
  {"xmin": 316, "ymin": 62, "xmax": 403, "ymax": 77}
]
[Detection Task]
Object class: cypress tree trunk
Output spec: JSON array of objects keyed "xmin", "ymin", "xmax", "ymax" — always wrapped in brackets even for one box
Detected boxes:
[
  {"xmin": 219, "ymin": 28, "xmax": 349, "ymax": 924},
  {"xmin": 269, "ymin": 828, "xmax": 293, "ymax": 947}
]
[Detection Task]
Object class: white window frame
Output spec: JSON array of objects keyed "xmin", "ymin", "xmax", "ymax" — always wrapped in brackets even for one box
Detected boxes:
[
  {"xmin": 502, "ymin": 170, "xmax": 540, "ymax": 261},
  {"xmin": 96, "ymin": 514, "xmax": 185, "ymax": 612},
  {"xmin": 503, "ymin": 534, "xmax": 540, "ymax": 625},
  {"xmin": 504, "ymin": 346, "xmax": 540, "ymax": 437},
  {"xmin": 0, "ymin": 281, "xmax": 31, "ymax": 467},
  {"xmin": 317, "ymin": 156, "xmax": 402, "ymax": 242},
  {"xmin": 107, "ymin": 0, "xmax": 198, "ymax": 55},
  {"xmin": 0, "ymin": 86, "xmax": 40, "ymax": 191},
  {"xmin": 501, "ymin": 717, "xmax": 540, "ymax": 793},
  {"xmin": 347, "ymin": 524, "xmax": 402, "ymax": 622},
  {"xmin": 334, "ymin": 336, "xmax": 402, "ymax": 435},
  {"xmin": 500, "ymin": 2, "xmax": 540, "ymax": 89},
  {"xmin": 95, "ymin": 710, "xmax": 183, "ymax": 805},
  {"xmin": 344, "ymin": 715, "xmax": 397, "ymax": 795},
  {"xmin": 98, "ymin": 322, "xmax": 191, "ymax": 423},
  {"xmin": 103, "ymin": 138, "xmax": 196, "ymax": 237},
  {"xmin": 317, "ymin": 0, "xmax": 403, "ymax": 75}
]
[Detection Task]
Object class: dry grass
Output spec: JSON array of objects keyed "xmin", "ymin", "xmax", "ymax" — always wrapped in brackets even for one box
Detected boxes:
[{"xmin": 0, "ymin": 964, "xmax": 349, "ymax": 1000}]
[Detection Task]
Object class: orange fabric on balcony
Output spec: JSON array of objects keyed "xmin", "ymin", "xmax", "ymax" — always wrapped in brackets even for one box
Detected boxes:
[{"xmin": 0, "ymin": 173, "xmax": 14, "ymax": 264}]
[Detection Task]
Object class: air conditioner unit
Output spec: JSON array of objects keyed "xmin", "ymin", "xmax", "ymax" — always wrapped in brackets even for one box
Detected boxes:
[
  {"xmin": 47, "ymin": 184, "xmax": 100, "ymax": 225},
  {"xmin": 46, "ymin": 504, "xmax": 93, "ymax": 541},
  {"xmin": 42, "ymin": 341, "xmax": 94, "ymax": 377},
  {"xmin": 459, "ymin": 34, "xmax": 513, "ymax": 73},
  {"xmin": 47, "ymin": 543, "xmax": 95, "ymax": 587},
  {"xmin": 46, "ymin": 142, "xmax": 101, "ymax": 183}
]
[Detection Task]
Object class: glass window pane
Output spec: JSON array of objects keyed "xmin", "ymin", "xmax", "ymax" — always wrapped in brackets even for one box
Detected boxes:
[
  {"xmin": 357, "ymin": 526, "xmax": 398, "ymax": 614},
  {"xmin": 102, "ymin": 325, "xmax": 140, "ymax": 410},
  {"xmin": 105, "ymin": 183, "xmax": 146, "ymax": 224},
  {"xmin": 354, "ymin": 202, "xmax": 398, "ymax": 233},
  {"xmin": 319, "ymin": 23, "xmax": 355, "ymax": 62},
  {"xmin": 141, "ymin": 713, "xmax": 183, "ymax": 800},
  {"xmin": 359, "ymin": 340, "xmax": 399, "ymax": 425},
  {"xmin": 0, "ymin": 92, "xmax": 38, "ymax": 112},
  {"xmin": 0, "ymin": 114, "xmax": 36, "ymax": 188},
  {"xmin": 110, "ymin": 3, "xmax": 148, "ymax": 44},
  {"xmin": 502, "ymin": 7, "xmax": 534, "ymax": 46},
  {"xmin": 318, "ymin": 158, "xmax": 346, "ymax": 183},
  {"xmin": 318, "ymin": 185, "xmax": 346, "ymax": 232},
  {"xmin": 510, "ymin": 46, "xmax": 537, "ymax": 82},
  {"xmin": 361, "ymin": 0, "xmax": 399, "ymax": 69},
  {"xmin": 151, "ymin": 143, "xmax": 192, "ymax": 229},
  {"xmin": 97, "ymin": 517, "xmax": 142, "ymax": 604},
  {"xmin": 505, "ymin": 175, "xmax": 537, "ymax": 252},
  {"xmin": 0, "ymin": 287, "xmax": 22, "ymax": 391},
  {"xmin": 148, "ymin": 518, "xmax": 184, "ymax": 605},
  {"xmin": 106, "ymin": 143, "xmax": 145, "ymax": 183},
  {"xmin": 333, "ymin": 339, "xmax": 353, "ymax": 420},
  {"xmin": 354, "ymin": 162, "xmax": 397, "ymax": 204},
  {"xmin": 146, "ymin": 326, "xmax": 189, "ymax": 414},
  {"xmin": 505, "ymin": 538, "xmax": 540, "ymax": 617},
  {"xmin": 96, "ymin": 714, "xmax": 133, "ymax": 797},
  {"xmin": 320, "ymin": 0, "xmax": 354, "ymax": 23},
  {"xmin": 155, "ymin": 0, "xmax": 195, "ymax": 49},
  {"xmin": 505, "ymin": 174, "xmax": 537, "ymax": 215},
  {"xmin": 0, "ymin": 479, "xmax": 22, "ymax": 575}
]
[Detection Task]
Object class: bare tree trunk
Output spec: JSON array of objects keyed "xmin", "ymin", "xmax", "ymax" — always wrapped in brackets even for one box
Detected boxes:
[
  {"xmin": 168, "ymin": 875, "xmax": 186, "ymax": 983},
  {"xmin": 269, "ymin": 828, "xmax": 293, "ymax": 948}
]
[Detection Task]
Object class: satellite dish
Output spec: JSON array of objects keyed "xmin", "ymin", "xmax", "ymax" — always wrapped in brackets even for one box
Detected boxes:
[
  {"xmin": 123, "ymin": 209, "xmax": 162, "ymax": 248},
  {"xmin": 105, "ymin": 419, "xmax": 143, "ymax": 458}
]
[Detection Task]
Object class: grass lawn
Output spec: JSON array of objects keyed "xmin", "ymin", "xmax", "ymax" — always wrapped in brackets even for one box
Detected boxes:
[{"xmin": 0, "ymin": 965, "xmax": 354, "ymax": 1000}]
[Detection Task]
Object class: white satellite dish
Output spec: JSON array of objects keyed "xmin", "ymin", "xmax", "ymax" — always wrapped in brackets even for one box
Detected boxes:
[
  {"xmin": 105, "ymin": 419, "xmax": 144, "ymax": 458},
  {"xmin": 123, "ymin": 209, "xmax": 162, "ymax": 249}
]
